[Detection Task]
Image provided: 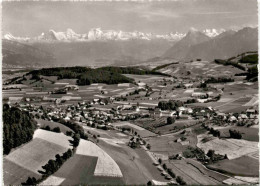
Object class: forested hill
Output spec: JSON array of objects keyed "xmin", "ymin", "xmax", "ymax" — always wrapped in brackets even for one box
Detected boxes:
[
  {"xmin": 3, "ymin": 104, "xmax": 37, "ymax": 154},
  {"xmin": 26, "ymin": 66, "xmax": 170, "ymax": 85}
]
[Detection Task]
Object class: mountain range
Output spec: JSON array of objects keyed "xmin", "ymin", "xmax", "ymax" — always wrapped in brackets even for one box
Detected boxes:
[
  {"xmin": 2, "ymin": 27, "xmax": 257, "ymax": 68},
  {"xmin": 4, "ymin": 28, "xmax": 186, "ymax": 42},
  {"xmin": 163, "ymin": 27, "xmax": 258, "ymax": 61},
  {"xmin": 4, "ymin": 28, "xmax": 227, "ymax": 43}
]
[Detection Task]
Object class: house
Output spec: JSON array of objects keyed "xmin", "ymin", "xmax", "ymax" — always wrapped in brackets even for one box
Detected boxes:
[
  {"xmin": 192, "ymin": 92, "xmax": 207, "ymax": 98},
  {"xmin": 184, "ymin": 83, "xmax": 193, "ymax": 88},
  {"xmin": 246, "ymin": 109, "xmax": 258, "ymax": 117},
  {"xmin": 229, "ymin": 116, "xmax": 237, "ymax": 122}
]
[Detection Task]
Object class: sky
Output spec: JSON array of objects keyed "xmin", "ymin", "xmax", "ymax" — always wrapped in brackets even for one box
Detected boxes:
[{"xmin": 2, "ymin": 0, "xmax": 258, "ymax": 37}]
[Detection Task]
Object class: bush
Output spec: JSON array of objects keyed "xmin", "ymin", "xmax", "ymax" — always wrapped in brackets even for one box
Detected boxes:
[
  {"xmin": 53, "ymin": 127, "xmax": 61, "ymax": 133},
  {"xmin": 176, "ymin": 176, "xmax": 186, "ymax": 185},
  {"xmin": 229, "ymin": 129, "xmax": 242, "ymax": 139},
  {"xmin": 167, "ymin": 117, "xmax": 175, "ymax": 124}
]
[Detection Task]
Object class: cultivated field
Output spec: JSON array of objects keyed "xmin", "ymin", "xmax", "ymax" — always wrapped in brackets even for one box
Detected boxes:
[
  {"xmin": 166, "ymin": 160, "xmax": 221, "ymax": 185},
  {"xmin": 207, "ymin": 155, "xmax": 259, "ymax": 177},
  {"xmin": 112, "ymin": 121, "xmax": 156, "ymax": 137},
  {"xmin": 197, "ymin": 134, "xmax": 258, "ymax": 159},
  {"xmin": 76, "ymin": 140, "xmax": 123, "ymax": 177},
  {"xmin": 218, "ymin": 126, "xmax": 259, "ymax": 142},
  {"xmin": 4, "ymin": 129, "xmax": 72, "ymax": 185}
]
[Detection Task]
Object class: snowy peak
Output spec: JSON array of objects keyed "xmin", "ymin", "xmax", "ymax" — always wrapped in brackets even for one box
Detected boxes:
[
  {"xmin": 3, "ymin": 27, "xmax": 226, "ymax": 43},
  {"xmin": 203, "ymin": 28, "xmax": 225, "ymax": 37}
]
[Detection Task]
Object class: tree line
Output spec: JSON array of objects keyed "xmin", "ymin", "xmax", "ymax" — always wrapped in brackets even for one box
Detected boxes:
[{"xmin": 27, "ymin": 66, "xmax": 170, "ymax": 86}]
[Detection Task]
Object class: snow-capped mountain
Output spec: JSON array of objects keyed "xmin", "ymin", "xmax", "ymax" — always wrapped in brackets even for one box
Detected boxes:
[
  {"xmin": 4, "ymin": 33, "xmax": 30, "ymax": 42},
  {"xmin": 3, "ymin": 28, "xmax": 227, "ymax": 43},
  {"xmin": 4, "ymin": 28, "xmax": 187, "ymax": 42},
  {"xmin": 203, "ymin": 28, "xmax": 225, "ymax": 37}
]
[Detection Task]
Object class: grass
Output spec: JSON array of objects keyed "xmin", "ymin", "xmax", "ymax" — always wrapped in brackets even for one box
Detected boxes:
[
  {"xmin": 3, "ymin": 129, "xmax": 72, "ymax": 185},
  {"xmin": 219, "ymin": 126, "xmax": 259, "ymax": 142},
  {"xmin": 207, "ymin": 156, "xmax": 259, "ymax": 177},
  {"xmin": 4, "ymin": 159, "xmax": 41, "ymax": 185},
  {"xmin": 36, "ymin": 119, "xmax": 74, "ymax": 134},
  {"xmin": 197, "ymin": 134, "xmax": 258, "ymax": 160},
  {"xmin": 5, "ymin": 138, "xmax": 68, "ymax": 175},
  {"xmin": 185, "ymin": 159, "xmax": 228, "ymax": 182},
  {"xmin": 170, "ymin": 160, "xmax": 220, "ymax": 185},
  {"xmin": 47, "ymin": 154, "xmax": 123, "ymax": 185},
  {"xmin": 76, "ymin": 140, "xmax": 123, "ymax": 177}
]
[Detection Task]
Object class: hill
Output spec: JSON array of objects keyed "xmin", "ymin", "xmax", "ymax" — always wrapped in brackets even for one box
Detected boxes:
[
  {"xmin": 2, "ymin": 39, "xmax": 54, "ymax": 68},
  {"xmin": 8, "ymin": 66, "xmax": 170, "ymax": 86}
]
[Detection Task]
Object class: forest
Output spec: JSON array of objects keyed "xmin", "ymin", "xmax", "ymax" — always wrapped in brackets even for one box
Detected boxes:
[
  {"xmin": 27, "ymin": 66, "xmax": 169, "ymax": 85},
  {"xmin": 3, "ymin": 104, "xmax": 37, "ymax": 154}
]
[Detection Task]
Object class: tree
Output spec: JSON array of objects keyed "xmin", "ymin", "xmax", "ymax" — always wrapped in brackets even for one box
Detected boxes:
[
  {"xmin": 158, "ymin": 158, "xmax": 162, "ymax": 164},
  {"xmin": 167, "ymin": 168, "xmax": 175, "ymax": 178},
  {"xmin": 147, "ymin": 181, "xmax": 152, "ymax": 186},
  {"xmin": 146, "ymin": 144, "xmax": 151, "ymax": 150},
  {"xmin": 167, "ymin": 117, "xmax": 175, "ymax": 124},
  {"xmin": 162, "ymin": 163, "xmax": 167, "ymax": 170},
  {"xmin": 176, "ymin": 176, "xmax": 186, "ymax": 185},
  {"xmin": 207, "ymin": 149, "xmax": 215, "ymax": 159},
  {"xmin": 45, "ymin": 125, "xmax": 51, "ymax": 131},
  {"xmin": 229, "ymin": 129, "xmax": 242, "ymax": 139},
  {"xmin": 53, "ymin": 127, "xmax": 61, "ymax": 133}
]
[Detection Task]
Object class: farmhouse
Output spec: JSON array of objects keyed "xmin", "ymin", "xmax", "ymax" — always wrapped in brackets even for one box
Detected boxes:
[{"xmin": 192, "ymin": 92, "xmax": 207, "ymax": 98}]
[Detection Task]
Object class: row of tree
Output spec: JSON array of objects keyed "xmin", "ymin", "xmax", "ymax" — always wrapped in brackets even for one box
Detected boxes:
[
  {"xmin": 158, "ymin": 100, "xmax": 183, "ymax": 110},
  {"xmin": 41, "ymin": 125, "xmax": 61, "ymax": 133}
]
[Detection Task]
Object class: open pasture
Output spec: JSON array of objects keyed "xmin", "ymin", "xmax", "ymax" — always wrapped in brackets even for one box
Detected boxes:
[
  {"xmin": 207, "ymin": 155, "xmax": 259, "ymax": 177},
  {"xmin": 36, "ymin": 119, "xmax": 74, "ymax": 134},
  {"xmin": 42, "ymin": 154, "xmax": 124, "ymax": 185},
  {"xmin": 219, "ymin": 126, "xmax": 259, "ymax": 142},
  {"xmin": 4, "ymin": 159, "xmax": 41, "ymax": 185},
  {"xmin": 76, "ymin": 140, "xmax": 123, "ymax": 177},
  {"xmin": 98, "ymin": 140, "xmax": 166, "ymax": 185},
  {"xmin": 167, "ymin": 159, "xmax": 220, "ymax": 185},
  {"xmin": 197, "ymin": 134, "xmax": 258, "ymax": 159},
  {"xmin": 146, "ymin": 135, "xmax": 185, "ymax": 156},
  {"xmin": 112, "ymin": 121, "xmax": 156, "ymax": 137}
]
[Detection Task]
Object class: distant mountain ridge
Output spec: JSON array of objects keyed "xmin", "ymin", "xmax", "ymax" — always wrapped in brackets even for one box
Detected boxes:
[
  {"xmin": 4, "ymin": 28, "xmax": 186, "ymax": 42},
  {"xmin": 3, "ymin": 27, "xmax": 257, "ymax": 68},
  {"xmin": 4, "ymin": 28, "xmax": 226, "ymax": 43},
  {"xmin": 162, "ymin": 27, "xmax": 258, "ymax": 61}
]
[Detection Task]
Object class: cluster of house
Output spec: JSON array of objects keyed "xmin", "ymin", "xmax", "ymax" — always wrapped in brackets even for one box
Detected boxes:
[{"xmin": 214, "ymin": 108, "xmax": 259, "ymax": 125}]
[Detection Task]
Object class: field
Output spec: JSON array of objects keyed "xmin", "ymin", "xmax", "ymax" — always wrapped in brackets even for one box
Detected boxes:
[
  {"xmin": 207, "ymin": 156, "xmax": 259, "ymax": 177},
  {"xmin": 165, "ymin": 160, "xmax": 221, "ymax": 185},
  {"xmin": 98, "ymin": 140, "xmax": 166, "ymax": 185},
  {"xmin": 218, "ymin": 126, "xmax": 259, "ymax": 142},
  {"xmin": 36, "ymin": 119, "xmax": 74, "ymax": 134},
  {"xmin": 76, "ymin": 140, "xmax": 123, "ymax": 177},
  {"xmin": 82, "ymin": 126, "xmax": 167, "ymax": 185},
  {"xmin": 112, "ymin": 121, "xmax": 157, "ymax": 137},
  {"xmin": 42, "ymin": 139, "xmax": 124, "ymax": 185},
  {"xmin": 4, "ymin": 129, "xmax": 72, "ymax": 185},
  {"xmin": 197, "ymin": 134, "xmax": 258, "ymax": 159}
]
